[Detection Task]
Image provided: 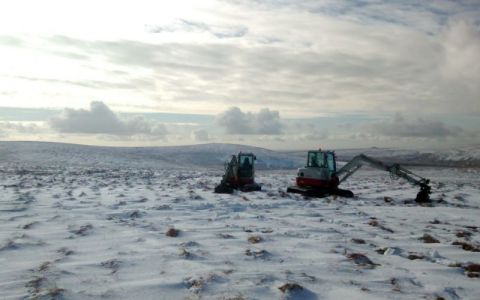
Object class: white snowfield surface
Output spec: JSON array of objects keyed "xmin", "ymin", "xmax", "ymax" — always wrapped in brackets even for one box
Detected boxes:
[{"xmin": 1, "ymin": 142, "xmax": 480, "ymax": 299}]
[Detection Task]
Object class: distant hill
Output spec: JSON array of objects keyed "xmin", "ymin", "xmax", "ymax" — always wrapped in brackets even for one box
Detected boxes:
[
  {"xmin": 287, "ymin": 146, "xmax": 480, "ymax": 168},
  {"xmin": 0, "ymin": 141, "xmax": 301, "ymax": 170},
  {"xmin": 0, "ymin": 141, "xmax": 478, "ymax": 170},
  {"xmin": 336, "ymin": 146, "xmax": 480, "ymax": 167}
]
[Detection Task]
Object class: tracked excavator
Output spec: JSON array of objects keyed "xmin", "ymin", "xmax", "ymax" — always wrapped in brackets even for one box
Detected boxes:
[
  {"xmin": 214, "ymin": 152, "xmax": 262, "ymax": 194},
  {"xmin": 287, "ymin": 149, "xmax": 431, "ymax": 202}
]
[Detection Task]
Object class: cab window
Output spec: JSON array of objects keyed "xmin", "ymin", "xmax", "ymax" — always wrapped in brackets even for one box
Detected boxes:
[
  {"xmin": 308, "ymin": 152, "xmax": 325, "ymax": 167},
  {"xmin": 326, "ymin": 152, "xmax": 336, "ymax": 172},
  {"xmin": 239, "ymin": 155, "xmax": 253, "ymax": 169}
]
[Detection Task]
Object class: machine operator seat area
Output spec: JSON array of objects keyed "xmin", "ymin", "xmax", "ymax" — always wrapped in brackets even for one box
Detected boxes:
[{"xmin": 238, "ymin": 155, "xmax": 253, "ymax": 178}]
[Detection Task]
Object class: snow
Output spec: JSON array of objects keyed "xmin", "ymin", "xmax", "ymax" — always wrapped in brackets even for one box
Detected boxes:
[
  {"xmin": 0, "ymin": 141, "xmax": 301, "ymax": 170},
  {"xmin": 1, "ymin": 142, "xmax": 480, "ymax": 299}
]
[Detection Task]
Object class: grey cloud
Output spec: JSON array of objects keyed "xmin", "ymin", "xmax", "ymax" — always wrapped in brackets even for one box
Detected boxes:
[
  {"xmin": 49, "ymin": 101, "xmax": 167, "ymax": 138},
  {"xmin": 0, "ymin": 122, "xmax": 42, "ymax": 134},
  {"xmin": 441, "ymin": 20, "xmax": 480, "ymax": 89},
  {"xmin": 301, "ymin": 132, "xmax": 329, "ymax": 140},
  {"xmin": 225, "ymin": 0, "xmax": 479, "ymax": 33},
  {"xmin": 217, "ymin": 107, "xmax": 252, "ymax": 134},
  {"xmin": 369, "ymin": 113, "xmax": 460, "ymax": 138},
  {"xmin": 146, "ymin": 19, "xmax": 248, "ymax": 39},
  {"xmin": 42, "ymin": 4, "xmax": 480, "ymax": 117},
  {"xmin": 49, "ymin": 36, "xmax": 233, "ymax": 79},
  {"xmin": 15, "ymin": 75, "xmax": 154, "ymax": 91},
  {"xmin": 217, "ymin": 107, "xmax": 283, "ymax": 135},
  {"xmin": 192, "ymin": 129, "xmax": 210, "ymax": 141},
  {"xmin": 255, "ymin": 108, "xmax": 283, "ymax": 134},
  {"xmin": 40, "ymin": 36, "xmax": 431, "ymax": 113}
]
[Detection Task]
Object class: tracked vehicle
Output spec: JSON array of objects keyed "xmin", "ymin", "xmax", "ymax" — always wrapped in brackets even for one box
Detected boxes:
[
  {"xmin": 214, "ymin": 152, "xmax": 262, "ymax": 194},
  {"xmin": 287, "ymin": 149, "xmax": 431, "ymax": 202}
]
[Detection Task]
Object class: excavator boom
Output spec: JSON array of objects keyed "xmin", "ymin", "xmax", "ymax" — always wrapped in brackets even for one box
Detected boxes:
[{"xmin": 335, "ymin": 154, "xmax": 431, "ymax": 202}]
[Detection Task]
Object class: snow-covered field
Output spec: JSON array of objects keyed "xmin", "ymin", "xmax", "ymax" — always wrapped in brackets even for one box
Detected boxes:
[{"xmin": 1, "ymin": 143, "xmax": 480, "ymax": 299}]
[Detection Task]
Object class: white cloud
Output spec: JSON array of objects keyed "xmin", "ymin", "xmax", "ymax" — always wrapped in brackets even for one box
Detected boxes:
[
  {"xmin": 192, "ymin": 129, "xmax": 210, "ymax": 141},
  {"xmin": 217, "ymin": 107, "xmax": 283, "ymax": 135},
  {"xmin": 49, "ymin": 101, "xmax": 167, "ymax": 138}
]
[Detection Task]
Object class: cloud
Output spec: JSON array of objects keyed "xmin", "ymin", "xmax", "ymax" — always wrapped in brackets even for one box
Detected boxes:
[
  {"xmin": 15, "ymin": 75, "xmax": 154, "ymax": 91},
  {"xmin": 368, "ymin": 113, "xmax": 460, "ymax": 138},
  {"xmin": 0, "ymin": 121, "xmax": 46, "ymax": 139},
  {"xmin": 440, "ymin": 19, "xmax": 480, "ymax": 100},
  {"xmin": 2, "ymin": 1, "xmax": 480, "ymax": 150},
  {"xmin": 0, "ymin": 122, "xmax": 43, "ymax": 133},
  {"xmin": 146, "ymin": 19, "xmax": 248, "ymax": 39},
  {"xmin": 217, "ymin": 107, "xmax": 283, "ymax": 135},
  {"xmin": 192, "ymin": 129, "xmax": 210, "ymax": 141},
  {"xmin": 42, "ymin": 10, "xmax": 480, "ymax": 117},
  {"xmin": 49, "ymin": 101, "xmax": 167, "ymax": 138},
  {"xmin": 0, "ymin": 35, "xmax": 25, "ymax": 47},
  {"xmin": 300, "ymin": 132, "xmax": 329, "ymax": 141}
]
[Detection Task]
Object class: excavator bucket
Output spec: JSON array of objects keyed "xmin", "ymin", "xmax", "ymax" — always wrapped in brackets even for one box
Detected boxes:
[{"xmin": 415, "ymin": 182, "xmax": 431, "ymax": 203}]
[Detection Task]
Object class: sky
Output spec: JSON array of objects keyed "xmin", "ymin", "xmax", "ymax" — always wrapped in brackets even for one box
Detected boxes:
[{"xmin": 0, "ymin": 0, "xmax": 479, "ymax": 150}]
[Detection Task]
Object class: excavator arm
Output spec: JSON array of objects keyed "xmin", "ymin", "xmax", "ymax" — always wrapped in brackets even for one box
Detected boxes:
[
  {"xmin": 335, "ymin": 154, "xmax": 431, "ymax": 202},
  {"xmin": 221, "ymin": 155, "xmax": 238, "ymax": 185},
  {"xmin": 215, "ymin": 155, "xmax": 238, "ymax": 193}
]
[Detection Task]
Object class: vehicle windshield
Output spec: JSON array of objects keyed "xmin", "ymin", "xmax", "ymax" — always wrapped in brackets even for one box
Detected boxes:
[
  {"xmin": 239, "ymin": 155, "xmax": 253, "ymax": 169},
  {"xmin": 307, "ymin": 152, "xmax": 326, "ymax": 168},
  {"xmin": 307, "ymin": 151, "xmax": 336, "ymax": 172}
]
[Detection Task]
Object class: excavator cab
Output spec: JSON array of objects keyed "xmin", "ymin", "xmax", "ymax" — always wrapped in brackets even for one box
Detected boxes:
[
  {"xmin": 238, "ymin": 153, "xmax": 255, "ymax": 179},
  {"xmin": 307, "ymin": 150, "xmax": 336, "ymax": 174},
  {"xmin": 297, "ymin": 150, "xmax": 339, "ymax": 185},
  {"xmin": 214, "ymin": 152, "xmax": 261, "ymax": 194}
]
